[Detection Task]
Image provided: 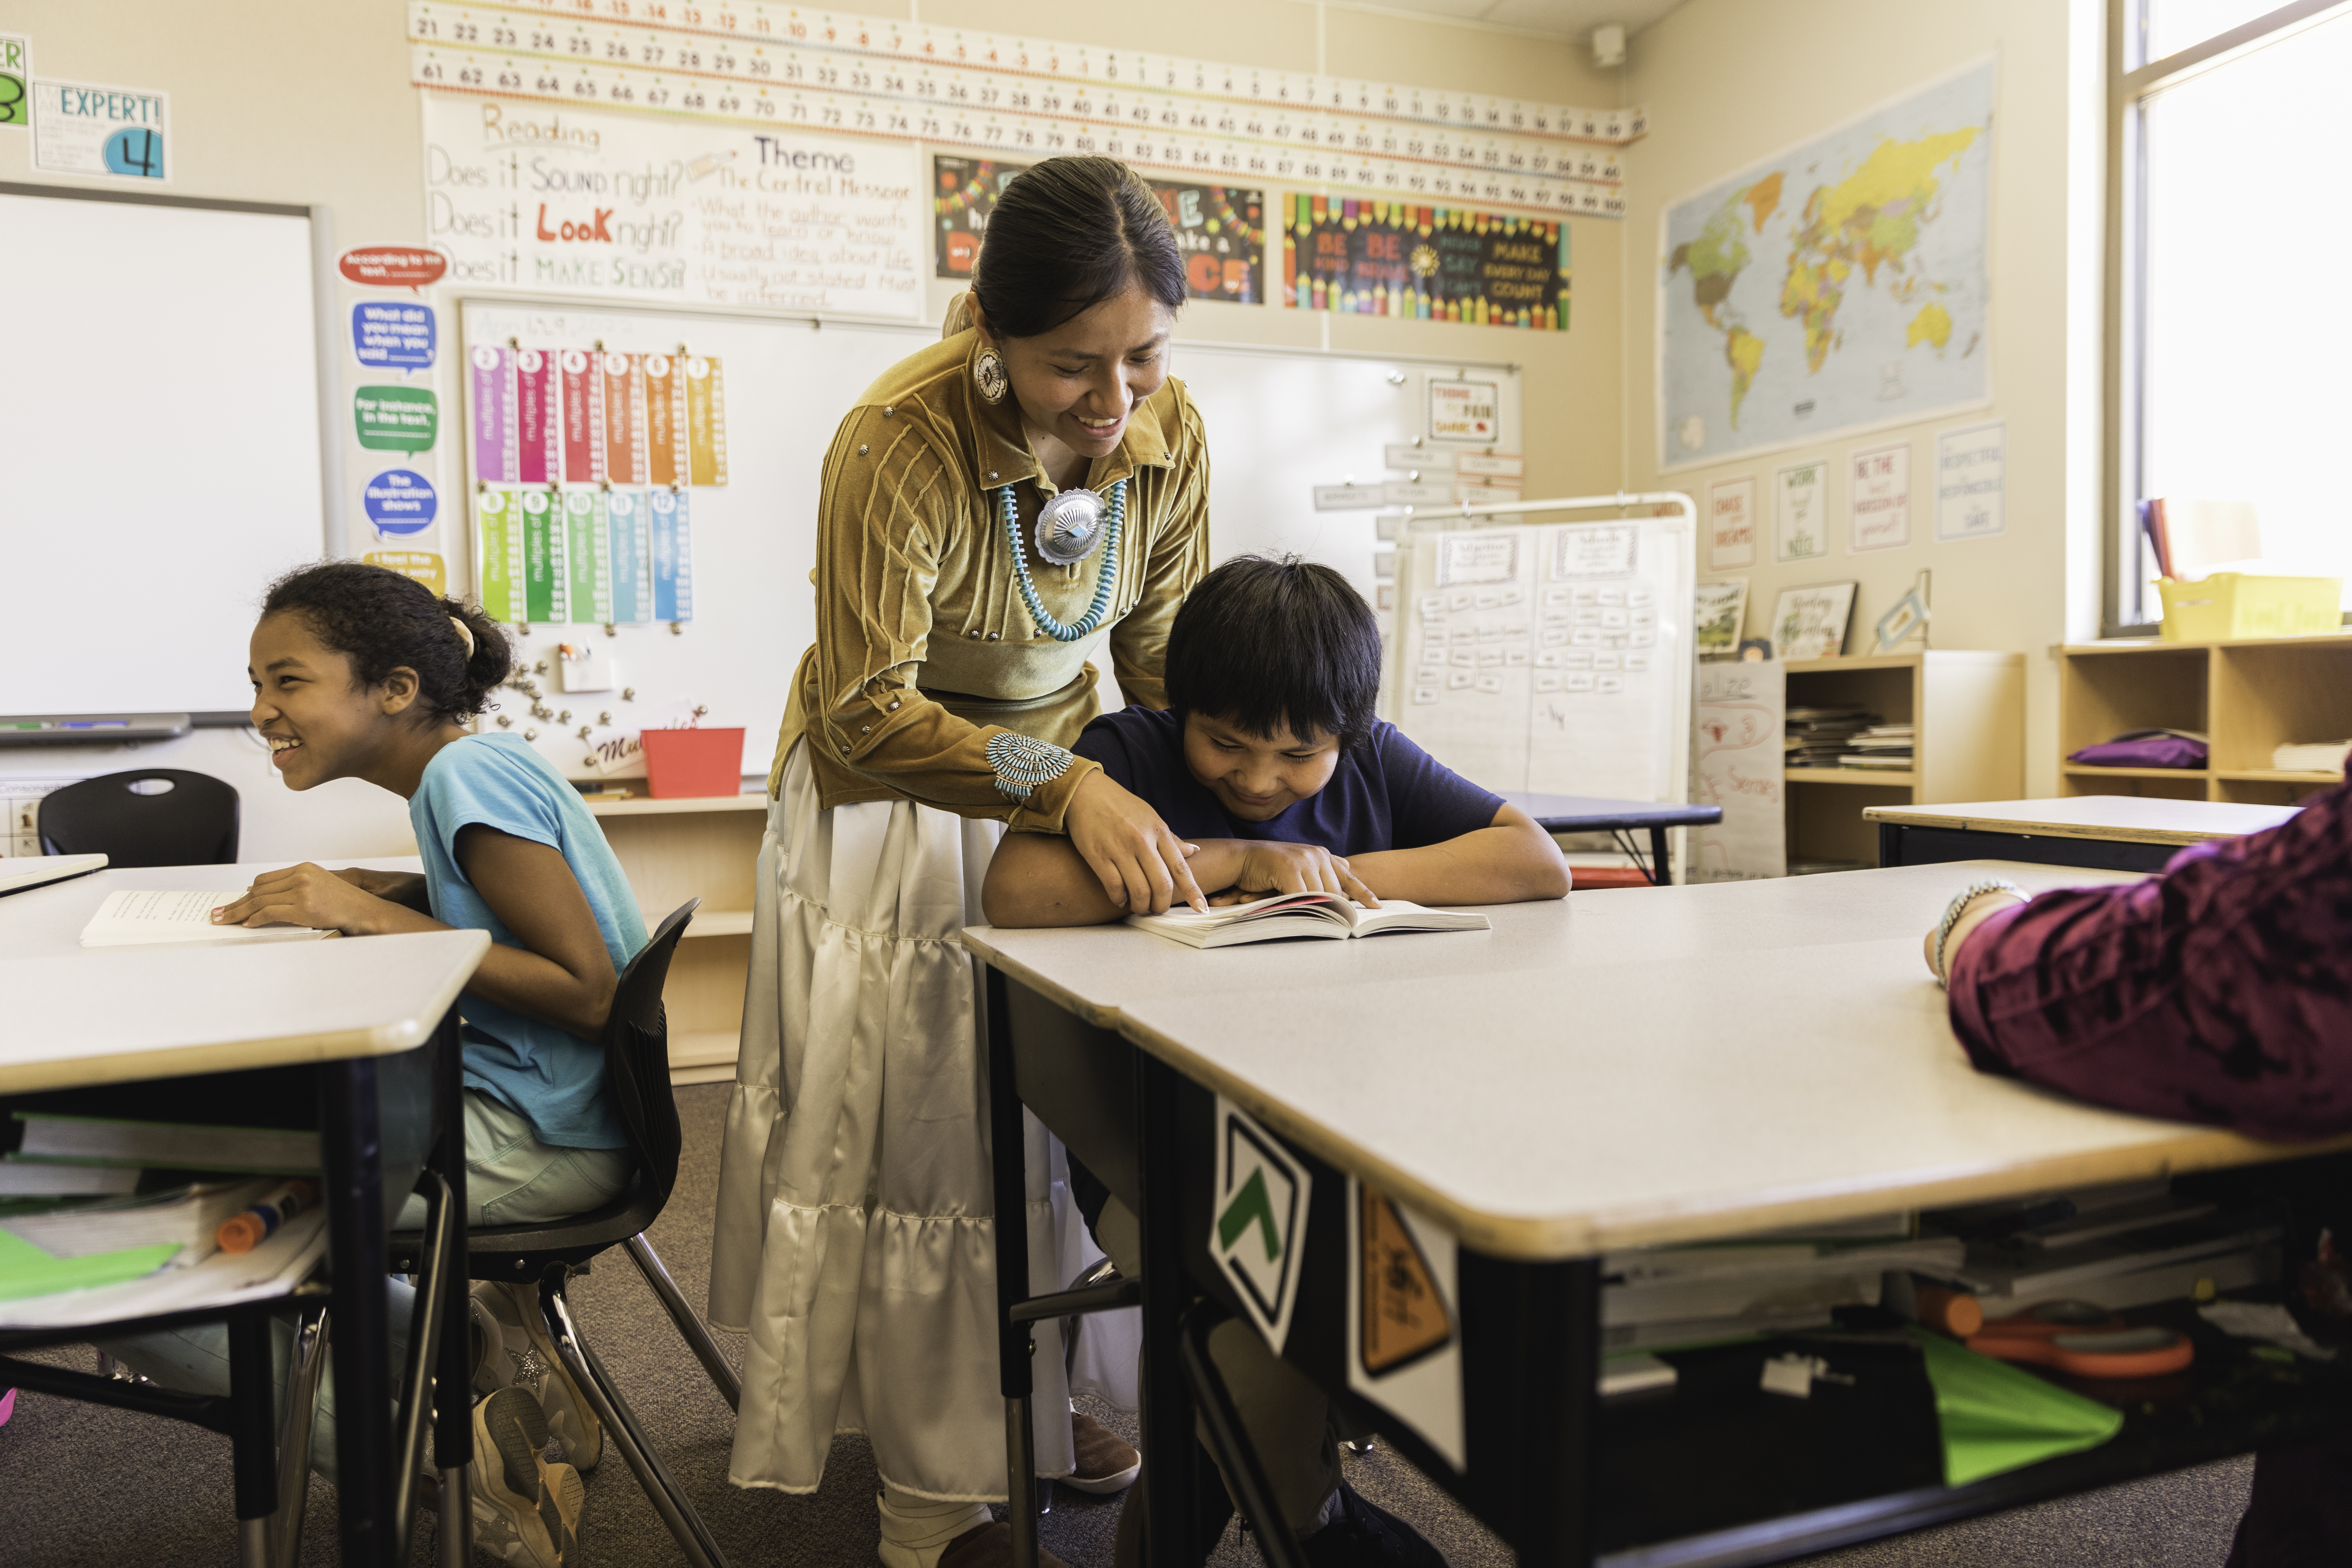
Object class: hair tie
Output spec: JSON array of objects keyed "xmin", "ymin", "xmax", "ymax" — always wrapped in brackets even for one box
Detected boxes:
[{"xmin": 449, "ymin": 615, "xmax": 476, "ymax": 657}]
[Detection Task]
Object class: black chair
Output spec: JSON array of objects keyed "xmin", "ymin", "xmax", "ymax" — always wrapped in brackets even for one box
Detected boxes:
[
  {"xmin": 391, "ymin": 898, "xmax": 742, "ymax": 1568},
  {"xmin": 38, "ymin": 768, "xmax": 240, "ymax": 865}
]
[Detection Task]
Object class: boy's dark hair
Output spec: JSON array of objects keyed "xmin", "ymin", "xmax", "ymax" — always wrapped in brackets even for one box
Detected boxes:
[
  {"xmin": 972, "ymin": 156, "xmax": 1186, "ymax": 337},
  {"xmin": 260, "ymin": 561, "xmax": 513, "ymax": 724},
  {"xmin": 1165, "ymin": 555, "xmax": 1381, "ymax": 746}
]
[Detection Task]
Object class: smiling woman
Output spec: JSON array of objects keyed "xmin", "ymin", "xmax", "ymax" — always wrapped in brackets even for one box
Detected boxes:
[{"xmin": 706, "ymin": 156, "xmax": 1203, "ymax": 1565}]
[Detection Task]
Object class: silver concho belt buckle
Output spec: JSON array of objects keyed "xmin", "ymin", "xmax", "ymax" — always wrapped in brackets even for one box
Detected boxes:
[{"xmin": 1034, "ymin": 488, "xmax": 1108, "ymax": 566}]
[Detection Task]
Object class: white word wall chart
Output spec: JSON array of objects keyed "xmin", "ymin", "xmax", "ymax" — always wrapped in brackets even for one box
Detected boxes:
[
  {"xmin": 422, "ymin": 90, "xmax": 922, "ymax": 314},
  {"xmin": 407, "ymin": 1, "xmax": 1642, "ymax": 219},
  {"xmin": 1393, "ymin": 514, "xmax": 1695, "ymax": 802}
]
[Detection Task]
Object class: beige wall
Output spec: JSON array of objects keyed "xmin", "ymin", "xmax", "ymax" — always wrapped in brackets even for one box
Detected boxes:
[{"xmin": 1621, "ymin": 0, "xmax": 2101, "ymax": 793}]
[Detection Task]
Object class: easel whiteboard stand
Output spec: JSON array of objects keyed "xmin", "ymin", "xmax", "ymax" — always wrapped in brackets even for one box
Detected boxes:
[{"xmin": 1392, "ymin": 492, "xmax": 1699, "ymax": 868}]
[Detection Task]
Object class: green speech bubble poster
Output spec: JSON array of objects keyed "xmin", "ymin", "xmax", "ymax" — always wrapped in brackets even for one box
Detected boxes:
[{"xmin": 354, "ymin": 385, "xmax": 439, "ymax": 454}]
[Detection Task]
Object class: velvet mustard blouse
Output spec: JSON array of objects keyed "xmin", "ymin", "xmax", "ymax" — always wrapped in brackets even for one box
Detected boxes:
[{"xmin": 766, "ymin": 326, "xmax": 1210, "ymax": 832}]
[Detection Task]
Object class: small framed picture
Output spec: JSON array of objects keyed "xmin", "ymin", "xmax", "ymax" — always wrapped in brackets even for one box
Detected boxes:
[
  {"xmin": 1694, "ymin": 579, "xmax": 1749, "ymax": 657},
  {"xmin": 1771, "ymin": 582, "xmax": 1858, "ymax": 662}
]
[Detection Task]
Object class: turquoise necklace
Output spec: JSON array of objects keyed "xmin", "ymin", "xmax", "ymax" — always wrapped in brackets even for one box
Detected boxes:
[{"xmin": 999, "ymin": 478, "xmax": 1126, "ymax": 642}]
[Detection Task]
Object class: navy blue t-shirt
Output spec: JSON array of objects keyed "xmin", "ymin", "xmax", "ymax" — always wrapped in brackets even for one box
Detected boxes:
[{"xmin": 1072, "ymin": 706, "xmax": 1504, "ymax": 855}]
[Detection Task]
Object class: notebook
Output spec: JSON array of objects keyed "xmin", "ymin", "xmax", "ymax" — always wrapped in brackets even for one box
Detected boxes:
[
  {"xmin": 0, "ymin": 1177, "xmax": 275, "ymax": 1268},
  {"xmin": 0, "ymin": 853, "xmax": 108, "ymax": 896},
  {"xmin": 1126, "ymin": 892, "xmax": 1491, "ymax": 949},
  {"xmin": 10, "ymin": 1113, "xmax": 322, "ymax": 1175},
  {"xmin": 78, "ymin": 889, "xmax": 335, "ymax": 948}
]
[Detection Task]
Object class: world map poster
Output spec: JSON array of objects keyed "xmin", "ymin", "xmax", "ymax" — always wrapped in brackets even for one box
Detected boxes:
[{"xmin": 1658, "ymin": 60, "xmax": 1994, "ymax": 470}]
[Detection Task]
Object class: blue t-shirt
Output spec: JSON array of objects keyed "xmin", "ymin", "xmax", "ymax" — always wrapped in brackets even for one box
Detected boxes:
[
  {"xmin": 410, "ymin": 734, "xmax": 645, "ymax": 1150},
  {"xmin": 1072, "ymin": 706, "xmax": 1504, "ymax": 856}
]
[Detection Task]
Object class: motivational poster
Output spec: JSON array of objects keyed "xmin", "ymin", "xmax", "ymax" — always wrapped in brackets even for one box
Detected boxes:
[
  {"xmin": 1774, "ymin": 460, "xmax": 1830, "ymax": 562},
  {"xmin": 1936, "ymin": 421, "xmax": 2006, "ymax": 542},
  {"xmin": 1849, "ymin": 443, "xmax": 1912, "ymax": 553},
  {"xmin": 1707, "ymin": 475, "xmax": 1758, "ymax": 572},
  {"xmin": 1284, "ymin": 196, "xmax": 1568, "ymax": 329},
  {"xmin": 32, "ymin": 79, "xmax": 167, "ymax": 181}
]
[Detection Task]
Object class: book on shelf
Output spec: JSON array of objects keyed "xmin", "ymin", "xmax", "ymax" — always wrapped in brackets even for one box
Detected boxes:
[
  {"xmin": 2273, "ymin": 741, "xmax": 2351, "ymax": 774},
  {"xmin": 79, "ymin": 889, "xmax": 334, "ymax": 949},
  {"xmin": 1603, "ymin": 1234, "xmax": 1966, "ymax": 1328},
  {"xmin": 1838, "ymin": 756, "xmax": 1914, "ymax": 770},
  {"xmin": 0, "ymin": 1157, "xmax": 142, "ymax": 1197},
  {"xmin": 0, "ymin": 1177, "xmax": 276, "ymax": 1270},
  {"xmin": 1925, "ymin": 1205, "xmax": 2281, "ymax": 1305},
  {"xmin": 1126, "ymin": 893, "xmax": 1490, "ymax": 950},
  {"xmin": 9, "ymin": 1114, "xmax": 321, "ymax": 1175}
]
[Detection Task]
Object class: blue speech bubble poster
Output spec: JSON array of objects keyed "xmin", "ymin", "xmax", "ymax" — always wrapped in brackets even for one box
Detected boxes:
[
  {"xmin": 352, "ymin": 302, "xmax": 435, "ymax": 369},
  {"xmin": 364, "ymin": 469, "xmax": 439, "ymax": 536}
]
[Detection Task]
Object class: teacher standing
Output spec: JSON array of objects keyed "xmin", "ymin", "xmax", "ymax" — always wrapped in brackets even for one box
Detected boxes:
[{"xmin": 708, "ymin": 157, "xmax": 1209, "ymax": 1568}]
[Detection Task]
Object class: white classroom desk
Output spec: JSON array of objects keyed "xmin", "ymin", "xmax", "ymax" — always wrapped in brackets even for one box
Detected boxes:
[
  {"xmin": 965, "ymin": 862, "xmax": 2352, "ymax": 1568},
  {"xmin": 1867, "ymin": 794, "xmax": 2301, "ymax": 873},
  {"xmin": 0, "ymin": 860, "xmax": 482, "ymax": 1568}
]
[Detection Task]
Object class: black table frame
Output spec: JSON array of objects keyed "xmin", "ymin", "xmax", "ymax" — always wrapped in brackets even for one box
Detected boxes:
[
  {"xmin": 1509, "ymin": 797, "xmax": 1724, "ymax": 887},
  {"xmin": 979, "ymin": 962, "xmax": 2352, "ymax": 1568},
  {"xmin": 0, "ymin": 1007, "xmax": 474, "ymax": 1568},
  {"xmin": 1876, "ymin": 820, "xmax": 2185, "ymax": 874}
]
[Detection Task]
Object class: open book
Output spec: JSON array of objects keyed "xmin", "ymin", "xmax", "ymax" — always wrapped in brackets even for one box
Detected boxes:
[
  {"xmin": 79, "ymin": 889, "xmax": 335, "ymax": 949},
  {"xmin": 1126, "ymin": 892, "xmax": 1490, "ymax": 950}
]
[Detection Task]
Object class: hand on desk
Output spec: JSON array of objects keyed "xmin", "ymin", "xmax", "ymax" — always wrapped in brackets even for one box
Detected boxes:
[
  {"xmin": 213, "ymin": 863, "xmax": 442, "ymax": 937},
  {"xmin": 1923, "ymin": 886, "xmax": 2032, "ymax": 986},
  {"xmin": 1187, "ymin": 840, "xmax": 1380, "ymax": 909}
]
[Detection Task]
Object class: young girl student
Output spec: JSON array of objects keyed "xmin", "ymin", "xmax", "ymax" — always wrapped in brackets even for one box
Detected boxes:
[{"xmin": 107, "ymin": 560, "xmax": 644, "ymax": 1568}]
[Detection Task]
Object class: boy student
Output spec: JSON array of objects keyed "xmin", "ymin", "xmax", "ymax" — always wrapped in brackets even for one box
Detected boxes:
[{"xmin": 983, "ymin": 555, "xmax": 1566, "ymax": 1568}]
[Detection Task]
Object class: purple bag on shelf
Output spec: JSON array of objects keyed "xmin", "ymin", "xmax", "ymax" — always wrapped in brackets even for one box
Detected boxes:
[{"xmin": 2068, "ymin": 729, "xmax": 2208, "ymax": 769}]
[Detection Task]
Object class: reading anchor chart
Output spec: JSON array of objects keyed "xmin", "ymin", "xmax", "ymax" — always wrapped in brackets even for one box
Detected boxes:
[{"xmin": 421, "ymin": 91, "xmax": 921, "ymax": 316}]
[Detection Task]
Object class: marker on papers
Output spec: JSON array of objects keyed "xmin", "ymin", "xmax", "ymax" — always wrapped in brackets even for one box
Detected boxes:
[{"xmin": 216, "ymin": 1179, "xmax": 318, "ymax": 1254}]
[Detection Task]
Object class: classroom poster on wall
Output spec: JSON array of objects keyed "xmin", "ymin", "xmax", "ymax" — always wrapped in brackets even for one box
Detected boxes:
[
  {"xmin": 1690, "ymin": 660, "xmax": 1786, "ymax": 882},
  {"xmin": 651, "ymin": 490, "xmax": 694, "ymax": 622},
  {"xmin": 558, "ymin": 349, "xmax": 602, "ymax": 484},
  {"xmin": 1707, "ymin": 475, "xmax": 1757, "ymax": 571},
  {"xmin": 470, "ymin": 348, "xmax": 516, "ymax": 481},
  {"xmin": 1849, "ymin": 444, "xmax": 1912, "ymax": 552},
  {"xmin": 1, "ymin": 38, "xmax": 31, "ymax": 130},
  {"xmin": 516, "ymin": 349, "xmax": 558, "ymax": 483},
  {"xmin": 363, "ymin": 550, "xmax": 446, "ymax": 596},
  {"xmin": 931, "ymin": 155, "xmax": 1266, "ymax": 304},
  {"xmin": 362, "ymin": 469, "xmax": 437, "ymax": 539},
  {"xmin": 32, "ymin": 79, "xmax": 168, "ymax": 181},
  {"xmin": 477, "ymin": 488, "xmax": 522, "ymax": 622},
  {"xmin": 1284, "ymin": 197, "xmax": 1568, "ymax": 328},
  {"xmin": 1936, "ymin": 421, "xmax": 2005, "ymax": 541},
  {"xmin": 354, "ymin": 386, "xmax": 438, "ymax": 454},
  {"xmin": 520, "ymin": 488, "xmax": 561, "ymax": 624},
  {"xmin": 352, "ymin": 303, "xmax": 434, "ymax": 370},
  {"xmin": 684, "ymin": 357, "xmax": 728, "ymax": 486},
  {"xmin": 564, "ymin": 490, "xmax": 613, "ymax": 626},
  {"xmin": 601, "ymin": 353, "xmax": 648, "ymax": 485},
  {"xmin": 644, "ymin": 354, "xmax": 685, "ymax": 487},
  {"xmin": 1774, "ymin": 460, "xmax": 1830, "ymax": 562},
  {"xmin": 608, "ymin": 490, "xmax": 650, "ymax": 624},
  {"xmin": 420, "ymin": 94, "xmax": 923, "ymax": 318}
]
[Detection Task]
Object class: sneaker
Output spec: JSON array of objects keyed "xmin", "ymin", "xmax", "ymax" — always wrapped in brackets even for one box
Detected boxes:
[
  {"xmin": 470, "ymin": 1386, "xmax": 585, "ymax": 1568},
  {"xmin": 1300, "ymin": 1483, "xmax": 1447, "ymax": 1568},
  {"xmin": 473, "ymin": 1280, "xmax": 603, "ymax": 1472},
  {"xmin": 1058, "ymin": 1411, "xmax": 1140, "ymax": 1494}
]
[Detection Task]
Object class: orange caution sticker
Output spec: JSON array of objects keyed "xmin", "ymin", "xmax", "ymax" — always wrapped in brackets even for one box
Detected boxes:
[{"xmin": 1359, "ymin": 1185, "xmax": 1452, "ymax": 1376}]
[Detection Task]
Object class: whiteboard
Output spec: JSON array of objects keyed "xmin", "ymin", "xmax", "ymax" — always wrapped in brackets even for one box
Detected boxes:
[
  {"xmin": 1391, "ymin": 507, "xmax": 1696, "ymax": 802},
  {"xmin": 456, "ymin": 298, "xmax": 1519, "ymax": 779},
  {"xmin": 0, "ymin": 185, "xmax": 326, "ymax": 715}
]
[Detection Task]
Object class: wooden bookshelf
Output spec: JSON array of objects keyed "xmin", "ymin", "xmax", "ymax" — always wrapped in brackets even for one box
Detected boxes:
[
  {"xmin": 1782, "ymin": 650, "xmax": 2024, "ymax": 871},
  {"xmin": 2059, "ymin": 634, "xmax": 2352, "ymax": 806},
  {"xmin": 587, "ymin": 789, "xmax": 766, "ymax": 1085}
]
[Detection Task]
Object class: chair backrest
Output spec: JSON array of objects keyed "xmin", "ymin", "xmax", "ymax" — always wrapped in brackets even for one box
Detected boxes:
[
  {"xmin": 603, "ymin": 898, "xmax": 699, "ymax": 1206},
  {"xmin": 38, "ymin": 769, "xmax": 240, "ymax": 866}
]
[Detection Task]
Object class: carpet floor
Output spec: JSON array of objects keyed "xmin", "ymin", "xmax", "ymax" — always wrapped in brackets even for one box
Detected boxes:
[{"xmin": 0, "ymin": 1083, "xmax": 2254, "ymax": 1566}]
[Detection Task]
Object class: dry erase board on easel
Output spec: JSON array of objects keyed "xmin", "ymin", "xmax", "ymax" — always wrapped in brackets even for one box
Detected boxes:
[
  {"xmin": 1391, "ymin": 510, "xmax": 1695, "ymax": 802},
  {"xmin": 456, "ymin": 298, "xmax": 1520, "ymax": 781}
]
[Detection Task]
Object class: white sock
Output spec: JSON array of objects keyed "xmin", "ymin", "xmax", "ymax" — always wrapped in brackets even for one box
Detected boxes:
[{"xmin": 876, "ymin": 1485, "xmax": 992, "ymax": 1564}]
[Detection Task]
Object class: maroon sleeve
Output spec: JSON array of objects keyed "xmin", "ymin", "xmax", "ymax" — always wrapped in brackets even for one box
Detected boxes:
[{"xmin": 1945, "ymin": 780, "xmax": 2352, "ymax": 1143}]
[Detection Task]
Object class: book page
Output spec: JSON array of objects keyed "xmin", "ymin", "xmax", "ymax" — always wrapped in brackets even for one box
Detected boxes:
[{"xmin": 79, "ymin": 890, "xmax": 328, "ymax": 947}]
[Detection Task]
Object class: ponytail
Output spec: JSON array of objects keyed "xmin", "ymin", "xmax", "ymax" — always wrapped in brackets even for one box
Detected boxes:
[{"xmin": 260, "ymin": 561, "xmax": 514, "ymax": 724}]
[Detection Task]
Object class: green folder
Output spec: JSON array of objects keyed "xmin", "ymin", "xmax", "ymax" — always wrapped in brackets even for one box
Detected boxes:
[
  {"xmin": 0, "ymin": 1227, "xmax": 178, "ymax": 1303},
  {"xmin": 1907, "ymin": 1326, "xmax": 2125, "ymax": 1486}
]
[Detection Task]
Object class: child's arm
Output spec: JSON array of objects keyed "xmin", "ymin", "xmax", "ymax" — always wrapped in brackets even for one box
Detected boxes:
[
  {"xmin": 1344, "ymin": 803, "xmax": 1569, "ymax": 905},
  {"xmin": 332, "ymin": 866, "xmax": 432, "ymax": 913},
  {"xmin": 982, "ymin": 832, "xmax": 1376, "ymax": 927},
  {"xmin": 212, "ymin": 829, "xmax": 620, "ymax": 1039}
]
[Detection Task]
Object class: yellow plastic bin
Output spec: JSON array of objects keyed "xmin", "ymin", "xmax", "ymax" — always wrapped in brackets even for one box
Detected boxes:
[{"xmin": 2157, "ymin": 574, "xmax": 2343, "ymax": 641}]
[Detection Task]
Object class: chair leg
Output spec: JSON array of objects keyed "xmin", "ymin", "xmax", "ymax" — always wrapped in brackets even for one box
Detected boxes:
[
  {"xmin": 539, "ymin": 1271, "xmax": 733, "ymax": 1568},
  {"xmin": 622, "ymin": 1232, "xmax": 741, "ymax": 1412},
  {"xmin": 268, "ymin": 1306, "xmax": 330, "ymax": 1568}
]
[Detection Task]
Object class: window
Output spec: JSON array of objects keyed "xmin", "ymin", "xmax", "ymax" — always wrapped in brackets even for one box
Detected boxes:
[{"xmin": 2107, "ymin": 0, "xmax": 2352, "ymax": 631}]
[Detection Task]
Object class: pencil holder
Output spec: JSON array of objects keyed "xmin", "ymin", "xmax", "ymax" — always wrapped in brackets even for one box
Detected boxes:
[{"xmin": 640, "ymin": 727, "xmax": 745, "ymax": 798}]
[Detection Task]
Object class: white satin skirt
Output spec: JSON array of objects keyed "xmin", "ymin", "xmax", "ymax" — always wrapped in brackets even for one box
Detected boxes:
[{"xmin": 708, "ymin": 740, "xmax": 1137, "ymax": 1501}]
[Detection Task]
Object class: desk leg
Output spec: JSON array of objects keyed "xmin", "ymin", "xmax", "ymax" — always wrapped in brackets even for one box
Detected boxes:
[
  {"xmin": 1878, "ymin": 822, "xmax": 1904, "ymax": 868},
  {"xmin": 427, "ymin": 1006, "xmax": 473, "ymax": 1567},
  {"xmin": 1648, "ymin": 825, "xmax": 1672, "ymax": 887},
  {"xmin": 227, "ymin": 1311, "xmax": 277, "ymax": 1568},
  {"xmin": 321, "ymin": 1055, "xmax": 395, "ymax": 1568},
  {"xmin": 1136, "ymin": 1052, "xmax": 1204, "ymax": 1568},
  {"xmin": 1519, "ymin": 1259, "xmax": 1601, "ymax": 1567},
  {"xmin": 982, "ymin": 964, "xmax": 1043, "ymax": 1568}
]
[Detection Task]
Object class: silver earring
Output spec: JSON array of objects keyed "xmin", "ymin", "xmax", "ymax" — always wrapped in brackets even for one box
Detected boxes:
[{"xmin": 973, "ymin": 347, "xmax": 1008, "ymax": 406}]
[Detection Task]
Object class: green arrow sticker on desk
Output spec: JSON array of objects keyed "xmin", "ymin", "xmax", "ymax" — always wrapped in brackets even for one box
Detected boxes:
[{"xmin": 1209, "ymin": 1097, "xmax": 1310, "ymax": 1354}]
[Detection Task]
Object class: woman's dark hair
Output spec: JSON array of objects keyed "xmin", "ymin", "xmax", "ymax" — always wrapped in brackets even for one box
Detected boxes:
[
  {"xmin": 971, "ymin": 156, "xmax": 1185, "ymax": 337},
  {"xmin": 1165, "ymin": 555, "xmax": 1381, "ymax": 747},
  {"xmin": 260, "ymin": 561, "xmax": 513, "ymax": 724}
]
